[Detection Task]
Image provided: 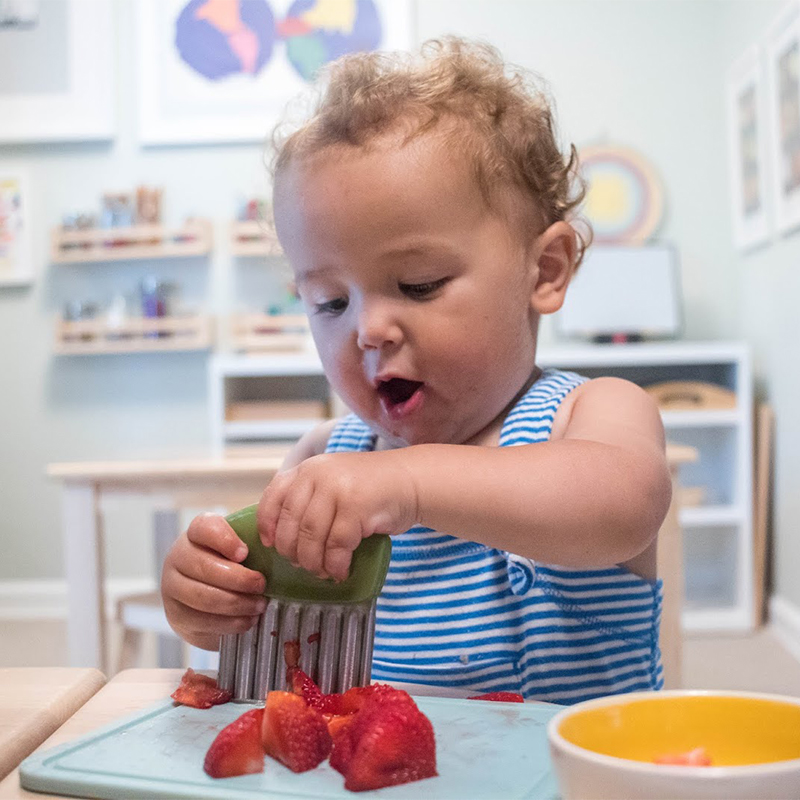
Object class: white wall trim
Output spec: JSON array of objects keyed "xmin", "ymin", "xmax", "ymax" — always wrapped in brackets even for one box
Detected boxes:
[
  {"xmin": 0, "ymin": 578, "xmax": 156, "ymax": 620},
  {"xmin": 769, "ymin": 595, "xmax": 800, "ymax": 664}
]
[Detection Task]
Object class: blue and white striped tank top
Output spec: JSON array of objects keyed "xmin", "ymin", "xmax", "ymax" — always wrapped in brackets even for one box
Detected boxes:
[{"xmin": 325, "ymin": 369, "xmax": 664, "ymax": 705}]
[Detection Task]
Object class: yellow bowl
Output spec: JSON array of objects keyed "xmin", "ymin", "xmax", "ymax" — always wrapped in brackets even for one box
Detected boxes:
[{"xmin": 547, "ymin": 690, "xmax": 800, "ymax": 799}]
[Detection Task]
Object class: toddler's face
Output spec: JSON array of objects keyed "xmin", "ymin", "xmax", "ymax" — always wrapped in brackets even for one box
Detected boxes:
[{"xmin": 273, "ymin": 133, "xmax": 541, "ymax": 448}]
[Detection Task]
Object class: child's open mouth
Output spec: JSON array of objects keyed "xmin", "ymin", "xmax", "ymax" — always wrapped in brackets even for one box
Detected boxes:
[{"xmin": 376, "ymin": 378, "xmax": 424, "ymax": 419}]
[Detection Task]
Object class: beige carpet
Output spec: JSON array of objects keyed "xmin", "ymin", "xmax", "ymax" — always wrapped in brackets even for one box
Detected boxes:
[{"xmin": 2, "ymin": 619, "xmax": 800, "ymax": 696}]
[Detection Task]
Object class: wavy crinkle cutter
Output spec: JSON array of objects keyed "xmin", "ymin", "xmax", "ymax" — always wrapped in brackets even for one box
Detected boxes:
[{"xmin": 217, "ymin": 504, "xmax": 392, "ymax": 702}]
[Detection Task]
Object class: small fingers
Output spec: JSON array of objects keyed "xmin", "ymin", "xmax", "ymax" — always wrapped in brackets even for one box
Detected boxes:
[
  {"xmin": 257, "ymin": 471, "xmax": 294, "ymax": 549},
  {"xmin": 163, "ymin": 593, "xmax": 262, "ymax": 638},
  {"xmin": 324, "ymin": 513, "xmax": 363, "ymax": 582},
  {"xmin": 271, "ymin": 479, "xmax": 314, "ymax": 566},
  {"xmin": 167, "ymin": 532, "xmax": 265, "ymax": 597},
  {"xmin": 186, "ymin": 513, "xmax": 248, "ymax": 562},
  {"xmin": 295, "ymin": 493, "xmax": 336, "ymax": 578},
  {"xmin": 162, "ymin": 556, "xmax": 266, "ymax": 619}
]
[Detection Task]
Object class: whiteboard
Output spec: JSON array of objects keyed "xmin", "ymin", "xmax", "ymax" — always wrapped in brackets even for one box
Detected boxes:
[{"xmin": 556, "ymin": 245, "xmax": 682, "ymax": 339}]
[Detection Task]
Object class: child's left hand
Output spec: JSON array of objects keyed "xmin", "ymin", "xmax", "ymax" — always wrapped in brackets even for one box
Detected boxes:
[{"xmin": 256, "ymin": 451, "xmax": 418, "ymax": 581}]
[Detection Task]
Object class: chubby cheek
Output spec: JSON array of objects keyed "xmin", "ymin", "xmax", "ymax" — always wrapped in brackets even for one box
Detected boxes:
[{"xmin": 313, "ymin": 335, "xmax": 372, "ymax": 415}]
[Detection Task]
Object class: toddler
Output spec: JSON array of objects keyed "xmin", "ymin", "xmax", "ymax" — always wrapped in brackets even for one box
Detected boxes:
[{"xmin": 162, "ymin": 37, "xmax": 671, "ymax": 705}]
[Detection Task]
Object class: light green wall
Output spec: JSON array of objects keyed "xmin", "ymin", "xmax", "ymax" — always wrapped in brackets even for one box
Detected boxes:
[
  {"xmin": 717, "ymin": 0, "xmax": 800, "ymax": 610},
  {"xmin": 1, "ymin": 2, "xmax": 797, "ymax": 613}
]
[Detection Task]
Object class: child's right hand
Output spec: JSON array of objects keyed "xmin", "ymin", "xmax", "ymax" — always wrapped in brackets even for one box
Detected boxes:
[{"xmin": 161, "ymin": 512, "xmax": 267, "ymax": 651}]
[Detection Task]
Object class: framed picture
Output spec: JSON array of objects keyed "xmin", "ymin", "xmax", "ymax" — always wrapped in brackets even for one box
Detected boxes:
[
  {"xmin": 0, "ymin": 173, "xmax": 33, "ymax": 287},
  {"xmin": 0, "ymin": 0, "xmax": 115, "ymax": 144},
  {"xmin": 765, "ymin": 1, "xmax": 800, "ymax": 235},
  {"xmin": 727, "ymin": 45, "xmax": 771, "ymax": 251},
  {"xmin": 135, "ymin": 0, "xmax": 415, "ymax": 145}
]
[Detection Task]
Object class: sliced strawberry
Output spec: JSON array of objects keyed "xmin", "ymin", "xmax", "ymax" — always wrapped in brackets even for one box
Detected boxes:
[
  {"xmin": 261, "ymin": 690, "xmax": 332, "ymax": 773},
  {"xmin": 327, "ymin": 712, "xmax": 356, "ymax": 738},
  {"xmin": 339, "ymin": 682, "xmax": 412, "ymax": 715},
  {"xmin": 171, "ymin": 668, "xmax": 232, "ymax": 709},
  {"xmin": 289, "ymin": 668, "xmax": 344, "ymax": 715},
  {"xmin": 330, "ymin": 692, "xmax": 437, "ymax": 792},
  {"xmin": 283, "ymin": 640, "xmax": 301, "ymax": 670},
  {"xmin": 468, "ymin": 691, "xmax": 525, "ymax": 703},
  {"xmin": 203, "ymin": 708, "xmax": 264, "ymax": 778}
]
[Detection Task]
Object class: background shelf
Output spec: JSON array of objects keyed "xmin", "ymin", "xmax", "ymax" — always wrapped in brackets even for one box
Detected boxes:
[
  {"xmin": 51, "ymin": 220, "xmax": 213, "ymax": 264},
  {"xmin": 55, "ymin": 314, "xmax": 214, "ymax": 354},
  {"xmin": 230, "ymin": 221, "xmax": 282, "ymax": 256}
]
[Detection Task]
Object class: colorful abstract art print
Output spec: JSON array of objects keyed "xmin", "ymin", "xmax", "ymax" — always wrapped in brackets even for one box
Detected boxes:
[
  {"xmin": 578, "ymin": 144, "xmax": 665, "ymax": 245},
  {"xmin": 0, "ymin": 174, "xmax": 33, "ymax": 287},
  {"xmin": 727, "ymin": 45, "xmax": 771, "ymax": 251},
  {"xmin": 136, "ymin": 0, "xmax": 414, "ymax": 145},
  {"xmin": 766, "ymin": 1, "xmax": 800, "ymax": 235}
]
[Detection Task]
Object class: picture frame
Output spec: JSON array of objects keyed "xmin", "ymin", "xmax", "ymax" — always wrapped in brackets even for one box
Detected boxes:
[
  {"xmin": 0, "ymin": 172, "xmax": 33, "ymax": 287},
  {"xmin": 727, "ymin": 45, "xmax": 771, "ymax": 251},
  {"xmin": 0, "ymin": 0, "xmax": 115, "ymax": 144},
  {"xmin": 135, "ymin": 0, "xmax": 415, "ymax": 146},
  {"xmin": 765, "ymin": 0, "xmax": 800, "ymax": 235}
]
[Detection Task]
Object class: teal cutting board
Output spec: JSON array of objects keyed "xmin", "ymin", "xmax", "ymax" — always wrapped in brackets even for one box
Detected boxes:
[{"xmin": 20, "ymin": 695, "xmax": 561, "ymax": 799}]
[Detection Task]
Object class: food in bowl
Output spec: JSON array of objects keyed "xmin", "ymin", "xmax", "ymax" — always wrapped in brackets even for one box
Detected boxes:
[{"xmin": 547, "ymin": 690, "xmax": 800, "ymax": 799}]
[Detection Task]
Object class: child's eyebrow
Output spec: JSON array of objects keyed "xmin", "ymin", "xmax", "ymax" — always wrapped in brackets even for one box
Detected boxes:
[
  {"xmin": 295, "ymin": 264, "xmax": 337, "ymax": 282},
  {"xmin": 378, "ymin": 242, "xmax": 461, "ymax": 261}
]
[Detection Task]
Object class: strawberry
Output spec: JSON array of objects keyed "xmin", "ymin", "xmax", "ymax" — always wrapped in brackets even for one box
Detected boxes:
[
  {"xmin": 468, "ymin": 691, "xmax": 525, "ymax": 703},
  {"xmin": 261, "ymin": 690, "xmax": 332, "ymax": 772},
  {"xmin": 203, "ymin": 708, "xmax": 264, "ymax": 778},
  {"xmin": 330, "ymin": 691, "xmax": 437, "ymax": 792},
  {"xmin": 289, "ymin": 668, "xmax": 344, "ymax": 715},
  {"xmin": 339, "ymin": 682, "xmax": 412, "ymax": 715},
  {"xmin": 283, "ymin": 640, "xmax": 301, "ymax": 669},
  {"xmin": 171, "ymin": 668, "xmax": 232, "ymax": 709}
]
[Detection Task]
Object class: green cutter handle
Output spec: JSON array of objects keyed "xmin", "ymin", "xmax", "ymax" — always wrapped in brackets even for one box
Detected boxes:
[{"xmin": 226, "ymin": 504, "xmax": 392, "ymax": 604}]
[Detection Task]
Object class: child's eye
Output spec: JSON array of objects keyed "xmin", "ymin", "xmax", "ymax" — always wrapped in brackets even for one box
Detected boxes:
[
  {"xmin": 314, "ymin": 297, "xmax": 348, "ymax": 315},
  {"xmin": 399, "ymin": 278, "xmax": 449, "ymax": 299}
]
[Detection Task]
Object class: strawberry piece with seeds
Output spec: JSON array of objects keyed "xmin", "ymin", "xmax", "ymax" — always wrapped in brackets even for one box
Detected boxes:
[
  {"xmin": 289, "ymin": 667, "xmax": 344, "ymax": 715},
  {"xmin": 262, "ymin": 690, "xmax": 332, "ymax": 773},
  {"xmin": 330, "ymin": 691, "xmax": 437, "ymax": 791},
  {"xmin": 203, "ymin": 708, "xmax": 264, "ymax": 778},
  {"xmin": 171, "ymin": 668, "xmax": 232, "ymax": 709},
  {"xmin": 339, "ymin": 682, "xmax": 412, "ymax": 715}
]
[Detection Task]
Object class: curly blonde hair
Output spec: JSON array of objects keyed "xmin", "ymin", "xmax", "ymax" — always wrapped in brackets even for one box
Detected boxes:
[{"xmin": 271, "ymin": 36, "xmax": 591, "ymax": 266}]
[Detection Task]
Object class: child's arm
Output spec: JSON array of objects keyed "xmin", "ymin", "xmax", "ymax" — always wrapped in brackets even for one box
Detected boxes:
[
  {"xmin": 258, "ymin": 378, "xmax": 671, "ymax": 580},
  {"xmin": 160, "ymin": 420, "xmax": 337, "ymax": 650}
]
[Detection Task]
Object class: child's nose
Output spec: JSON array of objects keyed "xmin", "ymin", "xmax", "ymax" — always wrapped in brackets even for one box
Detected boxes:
[{"xmin": 356, "ymin": 303, "xmax": 402, "ymax": 350}]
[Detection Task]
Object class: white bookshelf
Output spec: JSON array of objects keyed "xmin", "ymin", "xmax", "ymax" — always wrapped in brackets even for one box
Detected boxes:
[
  {"xmin": 539, "ymin": 340, "xmax": 754, "ymax": 632},
  {"xmin": 209, "ymin": 353, "xmax": 329, "ymax": 457},
  {"xmin": 209, "ymin": 341, "xmax": 754, "ymax": 632}
]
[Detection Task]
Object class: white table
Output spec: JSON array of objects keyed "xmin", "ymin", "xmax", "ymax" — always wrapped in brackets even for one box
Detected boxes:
[{"xmin": 46, "ymin": 454, "xmax": 286, "ymax": 674}]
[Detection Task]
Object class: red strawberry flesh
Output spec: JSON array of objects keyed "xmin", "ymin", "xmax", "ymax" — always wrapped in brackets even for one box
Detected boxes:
[
  {"xmin": 203, "ymin": 708, "xmax": 264, "ymax": 778},
  {"xmin": 331, "ymin": 690, "xmax": 437, "ymax": 791},
  {"xmin": 468, "ymin": 691, "xmax": 525, "ymax": 703},
  {"xmin": 262, "ymin": 690, "xmax": 332, "ymax": 773},
  {"xmin": 171, "ymin": 668, "xmax": 231, "ymax": 709}
]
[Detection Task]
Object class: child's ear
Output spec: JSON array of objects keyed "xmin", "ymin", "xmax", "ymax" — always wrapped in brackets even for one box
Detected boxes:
[{"xmin": 528, "ymin": 221, "xmax": 577, "ymax": 314}]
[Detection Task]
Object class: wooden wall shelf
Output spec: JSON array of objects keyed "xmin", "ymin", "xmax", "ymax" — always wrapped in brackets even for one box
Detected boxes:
[
  {"xmin": 51, "ymin": 220, "xmax": 213, "ymax": 264},
  {"xmin": 230, "ymin": 221, "xmax": 282, "ymax": 256},
  {"xmin": 55, "ymin": 314, "xmax": 214, "ymax": 354},
  {"xmin": 229, "ymin": 312, "xmax": 311, "ymax": 353}
]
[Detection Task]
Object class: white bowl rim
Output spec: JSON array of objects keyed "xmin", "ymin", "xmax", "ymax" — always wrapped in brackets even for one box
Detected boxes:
[{"xmin": 546, "ymin": 689, "xmax": 800, "ymax": 779}]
